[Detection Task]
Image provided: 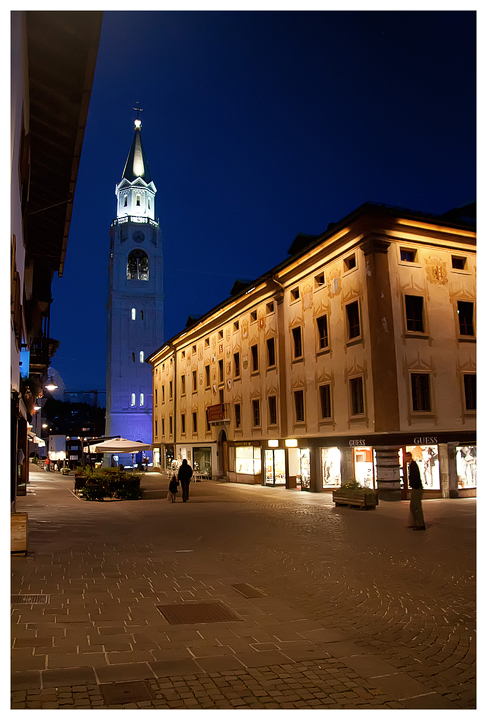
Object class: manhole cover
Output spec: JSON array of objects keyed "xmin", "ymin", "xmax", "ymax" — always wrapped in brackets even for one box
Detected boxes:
[
  {"xmin": 232, "ymin": 583, "xmax": 266, "ymax": 598},
  {"xmin": 11, "ymin": 594, "xmax": 49, "ymax": 605},
  {"xmin": 100, "ymin": 681, "xmax": 154, "ymax": 705},
  {"xmin": 157, "ymin": 601, "xmax": 241, "ymax": 624}
]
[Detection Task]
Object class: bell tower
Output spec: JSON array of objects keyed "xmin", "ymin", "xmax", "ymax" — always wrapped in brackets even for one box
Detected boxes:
[{"xmin": 105, "ymin": 108, "xmax": 164, "ymax": 464}]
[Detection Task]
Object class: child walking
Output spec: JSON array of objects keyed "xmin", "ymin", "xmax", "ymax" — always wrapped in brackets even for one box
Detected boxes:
[{"xmin": 168, "ymin": 475, "xmax": 179, "ymax": 503}]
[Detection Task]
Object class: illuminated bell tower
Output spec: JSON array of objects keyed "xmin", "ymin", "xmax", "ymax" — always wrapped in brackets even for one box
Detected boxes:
[{"xmin": 106, "ymin": 109, "xmax": 164, "ymax": 462}]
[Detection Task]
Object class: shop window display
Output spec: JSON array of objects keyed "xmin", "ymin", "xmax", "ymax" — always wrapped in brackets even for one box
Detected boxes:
[
  {"xmin": 236, "ymin": 446, "xmax": 262, "ymax": 475},
  {"xmin": 401, "ymin": 446, "xmax": 440, "ymax": 490},
  {"xmin": 354, "ymin": 447, "xmax": 375, "ymax": 488},
  {"xmin": 299, "ymin": 448, "xmax": 311, "ymax": 489},
  {"xmin": 456, "ymin": 446, "xmax": 476, "ymax": 488},
  {"xmin": 322, "ymin": 447, "xmax": 341, "ymax": 487},
  {"xmin": 265, "ymin": 449, "xmax": 286, "ymax": 485}
]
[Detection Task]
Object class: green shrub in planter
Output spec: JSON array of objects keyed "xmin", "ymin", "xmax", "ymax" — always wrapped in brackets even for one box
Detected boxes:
[
  {"xmin": 80, "ymin": 481, "xmax": 107, "ymax": 501},
  {"xmin": 338, "ymin": 480, "xmax": 377, "ymax": 495}
]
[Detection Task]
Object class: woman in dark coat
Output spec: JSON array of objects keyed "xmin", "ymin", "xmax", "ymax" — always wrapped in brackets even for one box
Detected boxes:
[{"xmin": 178, "ymin": 459, "xmax": 193, "ymax": 502}]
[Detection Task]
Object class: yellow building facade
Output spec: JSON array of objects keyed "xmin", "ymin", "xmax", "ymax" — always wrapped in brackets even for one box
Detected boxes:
[{"xmin": 147, "ymin": 202, "xmax": 476, "ymax": 500}]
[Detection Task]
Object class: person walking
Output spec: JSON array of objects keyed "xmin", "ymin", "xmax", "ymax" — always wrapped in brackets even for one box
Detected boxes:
[
  {"xmin": 406, "ymin": 451, "xmax": 426, "ymax": 530},
  {"xmin": 178, "ymin": 459, "xmax": 193, "ymax": 502},
  {"xmin": 168, "ymin": 475, "xmax": 179, "ymax": 503}
]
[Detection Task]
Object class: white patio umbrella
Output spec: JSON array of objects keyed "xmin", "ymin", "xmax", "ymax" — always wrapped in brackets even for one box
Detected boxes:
[{"xmin": 92, "ymin": 438, "xmax": 152, "ymax": 453}]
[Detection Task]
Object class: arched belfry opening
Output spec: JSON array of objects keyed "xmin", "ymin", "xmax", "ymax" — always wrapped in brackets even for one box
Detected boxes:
[{"xmin": 127, "ymin": 249, "xmax": 149, "ymax": 280}]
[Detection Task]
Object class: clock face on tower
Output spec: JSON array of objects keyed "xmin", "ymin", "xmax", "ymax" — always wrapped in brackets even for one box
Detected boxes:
[{"xmin": 132, "ymin": 230, "xmax": 145, "ymax": 243}]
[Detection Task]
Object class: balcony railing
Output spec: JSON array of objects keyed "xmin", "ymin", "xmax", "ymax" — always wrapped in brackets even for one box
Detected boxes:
[
  {"xmin": 111, "ymin": 216, "xmax": 158, "ymax": 228},
  {"xmin": 206, "ymin": 403, "xmax": 230, "ymax": 424}
]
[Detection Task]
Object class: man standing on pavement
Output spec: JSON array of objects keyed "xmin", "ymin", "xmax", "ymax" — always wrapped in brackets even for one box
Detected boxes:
[
  {"xmin": 178, "ymin": 458, "xmax": 193, "ymax": 502},
  {"xmin": 406, "ymin": 451, "xmax": 426, "ymax": 530}
]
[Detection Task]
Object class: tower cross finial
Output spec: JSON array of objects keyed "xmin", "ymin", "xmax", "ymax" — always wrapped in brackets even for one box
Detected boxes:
[{"xmin": 133, "ymin": 102, "xmax": 143, "ymax": 128}]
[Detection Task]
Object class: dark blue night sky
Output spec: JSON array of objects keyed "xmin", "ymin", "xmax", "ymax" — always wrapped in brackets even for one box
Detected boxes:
[{"xmin": 49, "ymin": 10, "xmax": 476, "ymax": 400}]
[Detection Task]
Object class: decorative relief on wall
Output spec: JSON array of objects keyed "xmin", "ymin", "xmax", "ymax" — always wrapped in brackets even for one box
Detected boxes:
[
  {"xmin": 327, "ymin": 270, "xmax": 341, "ymax": 297},
  {"xmin": 258, "ymin": 313, "xmax": 266, "ymax": 330},
  {"xmin": 241, "ymin": 319, "xmax": 249, "ymax": 339},
  {"xmin": 425, "ymin": 256, "xmax": 448, "ymax": 285},
  {"xmin": 302, "ymin": 283, "xmax": 313, "ymax": 310}
]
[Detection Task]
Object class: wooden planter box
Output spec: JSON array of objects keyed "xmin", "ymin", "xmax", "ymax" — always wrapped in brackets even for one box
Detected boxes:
[
  {"xmin": 332, "ymin": 491, "xmax": 378, "ymax": 510},
  {"xmin": 11, "ymin": 512, "xmax": 28, "ymax": 554}
]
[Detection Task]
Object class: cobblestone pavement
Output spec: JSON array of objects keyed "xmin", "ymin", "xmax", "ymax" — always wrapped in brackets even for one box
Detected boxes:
[{"xmin": 11, "ymin": 470, "xmax": 476, "ymax": 709}]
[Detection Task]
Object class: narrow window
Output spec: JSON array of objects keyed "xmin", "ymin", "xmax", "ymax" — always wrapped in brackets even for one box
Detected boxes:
[
  {"xmin": 457, "ymin": 301, "xmax": 474, "ymax": 336},
  {"xmin": 218, "ymin": 330, "xmax": 224, "ymax": 339},
  {"xmin": 162, "ymin": 417, "xmax": 165, "ymax": 436},
  {"xmin": 132, "ymin": 352, "xmax": 135, "ymax": 363},
  {"xmin": 344, "ymin": 254, "xmax": 356, "ymax": 271},
  {"xmin": 400, "ymin": 247, "xmax": 417, "ymax": 263},
  {"xmin": 205, "ymin": 338, "xmax": 210, "ymax": 347},
  {"xmin": 411, "ymin": 373, "xmax": 431, "ymax": 412},
  {"xmin": 234, "ymin": 351, "xmax": 240, "ymax": 378},
  {"xmin": 192, "ymin": 344, "xmax": 197, "ymax": 354},
  {"xmin": 181, "ymin": 413, "xmax": 186, "ymax": 434},
  {"xmin": 169, "ymin": 416, "xmax": 173, "ymax": 435},
  {"xmin": 317, "ymin": 315, "xmax": 329, "ymax": 350},
  {"xmin": 250, "ymin": 310, "xmax": 257, "ymax": 322},
  {"xmin": 218, "ymin": 359, "xmax": 224, "ymax": 383},
  {"xmin": 268, "ymin": 396, "xmax": 277, "ymax": 425},
  {"xmin": 148, "ymin": 198, "xmax": 151, "ymax": 209},
  {"xmin": 181, "ymin": 375, "xmax": 186, "ymax": 395},
  {"xmin": 139, "ymin": 351, "xmax": 144, "ymax": 363},
  {"xmin": 252, "ymin": 399, "xmax": 261, "ymax": 427},
  {"xmin": 319, "ymin": 384, "xmax": 332, "ymax": 419},
  {"xmin": 169, "ymin": 380, "xmax": 173, "ymax": 400},
  {"xmin": 219, "ymin": 388, "xmax": 224, "ymax": 404},
  {"xmin": 251, "ymin": 344, "xmax": 259, "ymax": 372},
  {"xmin": 294, "ymin": 390, "xmax": 305, "ymax": 423},
  {"xmin": 192, "ymin": 370, "xmax": 197, "ymax": 392},
  {"xmin": 140, "ymin": 310, "xmax": 144, "ymax": 320},
  {"xmin": 346, "ymin": 301, "xmax": 360, "ymax": 340},
  {"xmin": 136, "ymin": 194, "xmax": 141, "ymax": 206},
  {"xmin": 124, "ymin": 195, "xmax": 128, "ymax": 207},
  {"xmin": 314, "ymin": 272, "xmax": 325, "ymax": 288},
  {"xmin": 405, "ymin": 295, "xmax": 425, "ymax": 333},
  {"xmin": 192, "ymin": 412, "xmax": 198, "ymax": 433},
  {"xmin": 162, "ymin": 385, "xmax": 165, "ymax": 403},
  {"xmin": 139, "ymin": 393, "xmax": 144, "ymax": 407},
  {"xmin": 205, "ymin": 364, "xmax": 210, "ymax": 388},
  {"xmin": 292, "ymin": 327, "xmax": 303, "ymax": 359},
  {"xmin": 266, "ymin": 302, "xmax": 274, "ymax": 314},
  {"xmin": 131, "ymin": 307, "xmax": 136, "ymax": 320},
  {"xmin": 235, "ymin": 403, "xmax": 241, "ymax": 428},
  {"xmin": 234, "ymin": 320, "xmax": 239, "ymax": 331},
  {"xmin": 267, "ymin": 337, "xmax": 276, "ymax": 367},
  {"xmin": 131, "ymin": 393, "xmax": 136, "ymax": 407},
  {"xmin": 452, "ymin": 256, "xmax": 466, "ymax": 270},
  {"xmin": 155, "ymin": 389, "xmax": 158, "ymax": 405},
  {"xmin": 291, "ymin": 287, "xmax": 300, "ymax": 301},
  {"xmin": 464, "ymin": 374, "xmax": 476, "ymax": 411},
  {"xmin": 155, "ymin": 419, "xmax": 158, "ymax": 437},
  {"xmin": 349, "ymin": 377, "xmax": 364, "ymax": 415}
]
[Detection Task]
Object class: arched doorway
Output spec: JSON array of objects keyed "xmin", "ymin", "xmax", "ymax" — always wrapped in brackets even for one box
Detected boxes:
[{"xmin": 217, "ymin": 429, "xmax": 228, "ymax": 477}]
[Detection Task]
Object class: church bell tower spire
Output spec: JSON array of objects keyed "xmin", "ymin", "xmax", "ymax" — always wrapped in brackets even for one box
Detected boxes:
[{"xmin": 105, "ymin": 108, "xmax": 164, "ymax": 463}]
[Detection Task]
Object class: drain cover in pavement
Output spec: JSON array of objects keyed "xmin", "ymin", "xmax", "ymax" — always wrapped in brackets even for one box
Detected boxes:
[
  {"xmin": 11, "ymin": 594, "xmax": 49, "ymax": 605},
  {"xmin": 100, "ymin": 681, "xmax": 154, "ymax": 705},
  {"xmin": 231, "ymin": 583, "xmax": 266, "ymax": 598},
  {"xmin": 157, "ymin": 601, "xmax": 241, "ymax": 624}
]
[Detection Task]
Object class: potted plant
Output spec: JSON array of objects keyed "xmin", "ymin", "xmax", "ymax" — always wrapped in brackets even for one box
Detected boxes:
[{"xmin": 332, "ymin": 480, "xmax": 378, "ymax": 510}]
